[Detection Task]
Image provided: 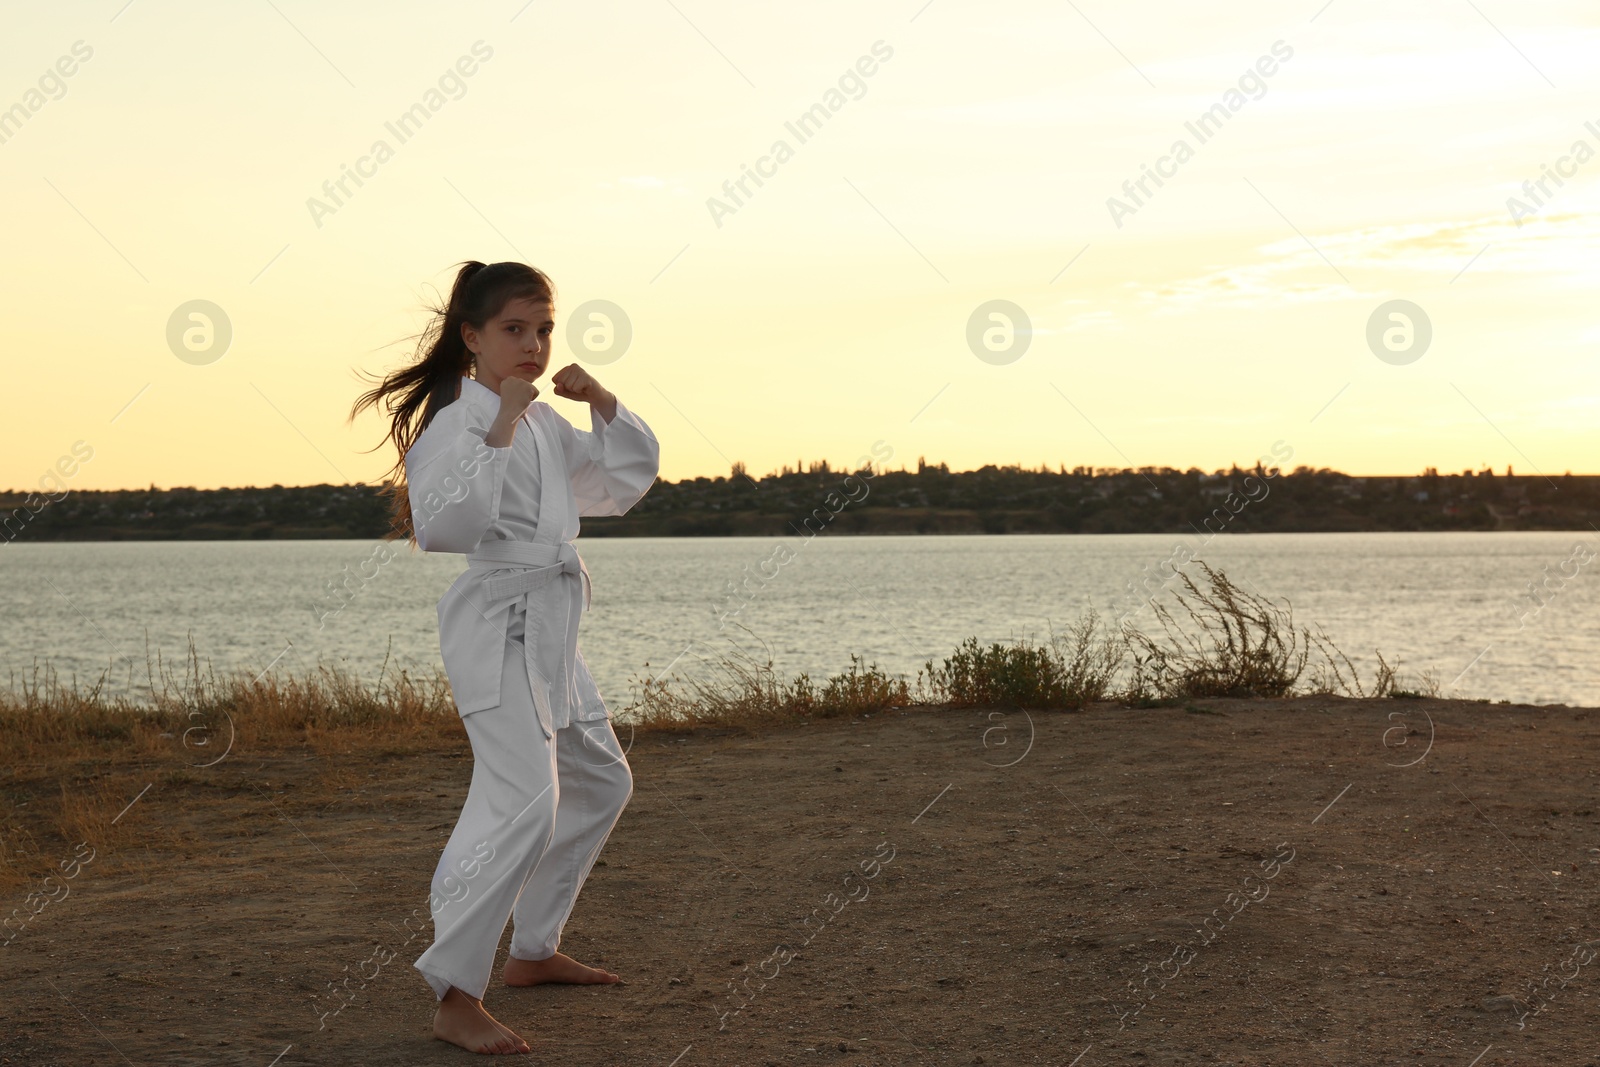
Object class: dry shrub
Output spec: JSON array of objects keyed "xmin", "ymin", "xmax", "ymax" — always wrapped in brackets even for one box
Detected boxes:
[
  {"xmin": 1120, "ymin": 562, "xmax": 1400, "ymax": 704},
  {"xmin": 919, "ymin": 609, "xmax": 1124, "ymax": 710},
  {"xmin": 1121, "ymin": 562, "xmax": 1309, "ymax": 702},
  {"xmin": 1305, "ymin": 629, "xmax": 1397, "ymax": 699},
  {"xmin": 1388, "ymin": 667, "xmax": 1443, "ymax": 700}
]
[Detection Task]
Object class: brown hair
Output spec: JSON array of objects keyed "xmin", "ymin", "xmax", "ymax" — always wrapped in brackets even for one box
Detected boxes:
[{"xmin": 350, "ymin": 260, "xmax": 556, "ymax": 544}]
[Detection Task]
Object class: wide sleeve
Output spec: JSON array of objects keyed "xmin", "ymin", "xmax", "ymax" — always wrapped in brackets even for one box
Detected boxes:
[
  {"xmin": 403, "ymin": 409, "xmax": 513, "ymax": 552},
  {"xmin": 551, "ymin": 397, "xmax": 661, "ymax": 517}
]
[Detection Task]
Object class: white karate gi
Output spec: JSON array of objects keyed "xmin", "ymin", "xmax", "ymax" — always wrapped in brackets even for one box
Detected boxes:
[{"xmin": 404, "ymin": 374, "xmax": 659, "ymax": 1001}]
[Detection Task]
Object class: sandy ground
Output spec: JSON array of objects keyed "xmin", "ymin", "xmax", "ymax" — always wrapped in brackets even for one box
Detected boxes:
[{"xmin": 4, "ymin": 695, "xmax": 1600, "ymax": 1066}]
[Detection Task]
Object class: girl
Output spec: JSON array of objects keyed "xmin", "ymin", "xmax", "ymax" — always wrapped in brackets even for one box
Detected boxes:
[{"xmin": 352, "ymin": 260, "xmax": 660, "ymax": 1055}]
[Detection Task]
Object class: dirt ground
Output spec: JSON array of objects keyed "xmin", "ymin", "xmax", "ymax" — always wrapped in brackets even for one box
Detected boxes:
[{"xmin": 4, "ymin": 695, "xmax": 1600, "ymax": 1066}]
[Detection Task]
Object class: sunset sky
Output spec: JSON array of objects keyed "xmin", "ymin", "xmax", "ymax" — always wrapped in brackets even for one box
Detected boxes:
[{"xmin": 3, "ymin": 0, "xmax": 1597, "ymax": 491}]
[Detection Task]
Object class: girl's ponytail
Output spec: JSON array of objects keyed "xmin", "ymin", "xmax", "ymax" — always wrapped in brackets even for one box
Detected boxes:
[{"xmin": 349, "ymin": 260, "xmax": 557, "ymax": 543}]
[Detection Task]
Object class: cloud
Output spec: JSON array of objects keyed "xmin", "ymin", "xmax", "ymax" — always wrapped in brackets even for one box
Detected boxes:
[{"xmin": 1136, "ymin": 210, "xmax": 1600, "ymax": 310}]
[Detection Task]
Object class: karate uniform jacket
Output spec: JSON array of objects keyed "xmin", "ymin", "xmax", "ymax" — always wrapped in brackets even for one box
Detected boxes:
[{"xmin": 403, "ymin": 374, "xmax": 659, "ymax": 736}]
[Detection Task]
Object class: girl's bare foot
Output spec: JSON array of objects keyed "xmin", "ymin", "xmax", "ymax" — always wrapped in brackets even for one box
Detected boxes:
[
  {"xmin": 504, "ymin": 950, "xmax": 621, "ymax": 986},
  {"xmin": 433, "ymin": 987, "xmax": 531, "ymax": 1055}
]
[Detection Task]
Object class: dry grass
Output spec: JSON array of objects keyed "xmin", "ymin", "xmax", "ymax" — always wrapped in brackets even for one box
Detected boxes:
[
  {"xmin": 0, "ymin": 636, "xmax": 463, "ymax": 768},
  {"xmin": 0, "ymin": 564, "xmax": 1416, "ymax": 762},
  {"xmin": 0, "ymin": 564, "xmax": 1418, "ymax": 890},
  {"xmin": 627, "ymin": 625, "xmax": 912, "ymax": 731}
]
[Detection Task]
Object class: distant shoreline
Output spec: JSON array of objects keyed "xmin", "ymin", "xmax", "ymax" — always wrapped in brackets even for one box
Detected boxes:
[
  {"xmin": 6, "ymin": 519, "xmax": 1600, "ymax": 543},
  {"xmin": 4, "ymin": 464, "xmax": 1597, "ymax": 542}
]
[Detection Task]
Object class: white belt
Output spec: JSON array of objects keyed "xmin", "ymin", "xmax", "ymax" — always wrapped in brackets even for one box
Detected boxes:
[
  {"xmin": 467, "ymin": 538, "xmax": 591, "ymax": 610},
  {"xmin": 466, "ymin": 538, "xmax": 591, "ymax": 738}
]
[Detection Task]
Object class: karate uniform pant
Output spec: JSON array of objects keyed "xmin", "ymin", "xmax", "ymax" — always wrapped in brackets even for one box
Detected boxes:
[{"xmin": 414, "ymin": 601, "xmax": 633, "ymax": 1001}]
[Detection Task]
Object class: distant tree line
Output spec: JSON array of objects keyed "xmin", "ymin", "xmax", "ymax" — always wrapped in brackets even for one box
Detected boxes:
[{"xmin": 2, "ymin": 459, "xmax": 1596, "ymax": 543}]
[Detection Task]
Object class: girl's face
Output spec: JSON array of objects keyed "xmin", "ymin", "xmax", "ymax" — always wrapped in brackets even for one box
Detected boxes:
[{"xmin": 462, "ymin": 297, "xmax": 555, "ymax": 392}]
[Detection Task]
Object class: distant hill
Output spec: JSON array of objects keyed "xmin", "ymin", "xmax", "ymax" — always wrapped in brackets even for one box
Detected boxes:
[{"xmin": 3, "ymin": 461, "xmax": 1597, "ymax": 543}]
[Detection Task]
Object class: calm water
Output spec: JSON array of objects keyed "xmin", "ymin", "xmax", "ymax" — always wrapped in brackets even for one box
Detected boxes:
[{"xmin": 2, "ymin": 532, "xmax": 1596, "ymax": 712}]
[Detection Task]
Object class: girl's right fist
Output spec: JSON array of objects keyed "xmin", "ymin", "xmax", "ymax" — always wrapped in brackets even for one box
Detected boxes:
[{"xmin": 498, "ymin": 375, "xmax": 538, "ymax": 410}]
